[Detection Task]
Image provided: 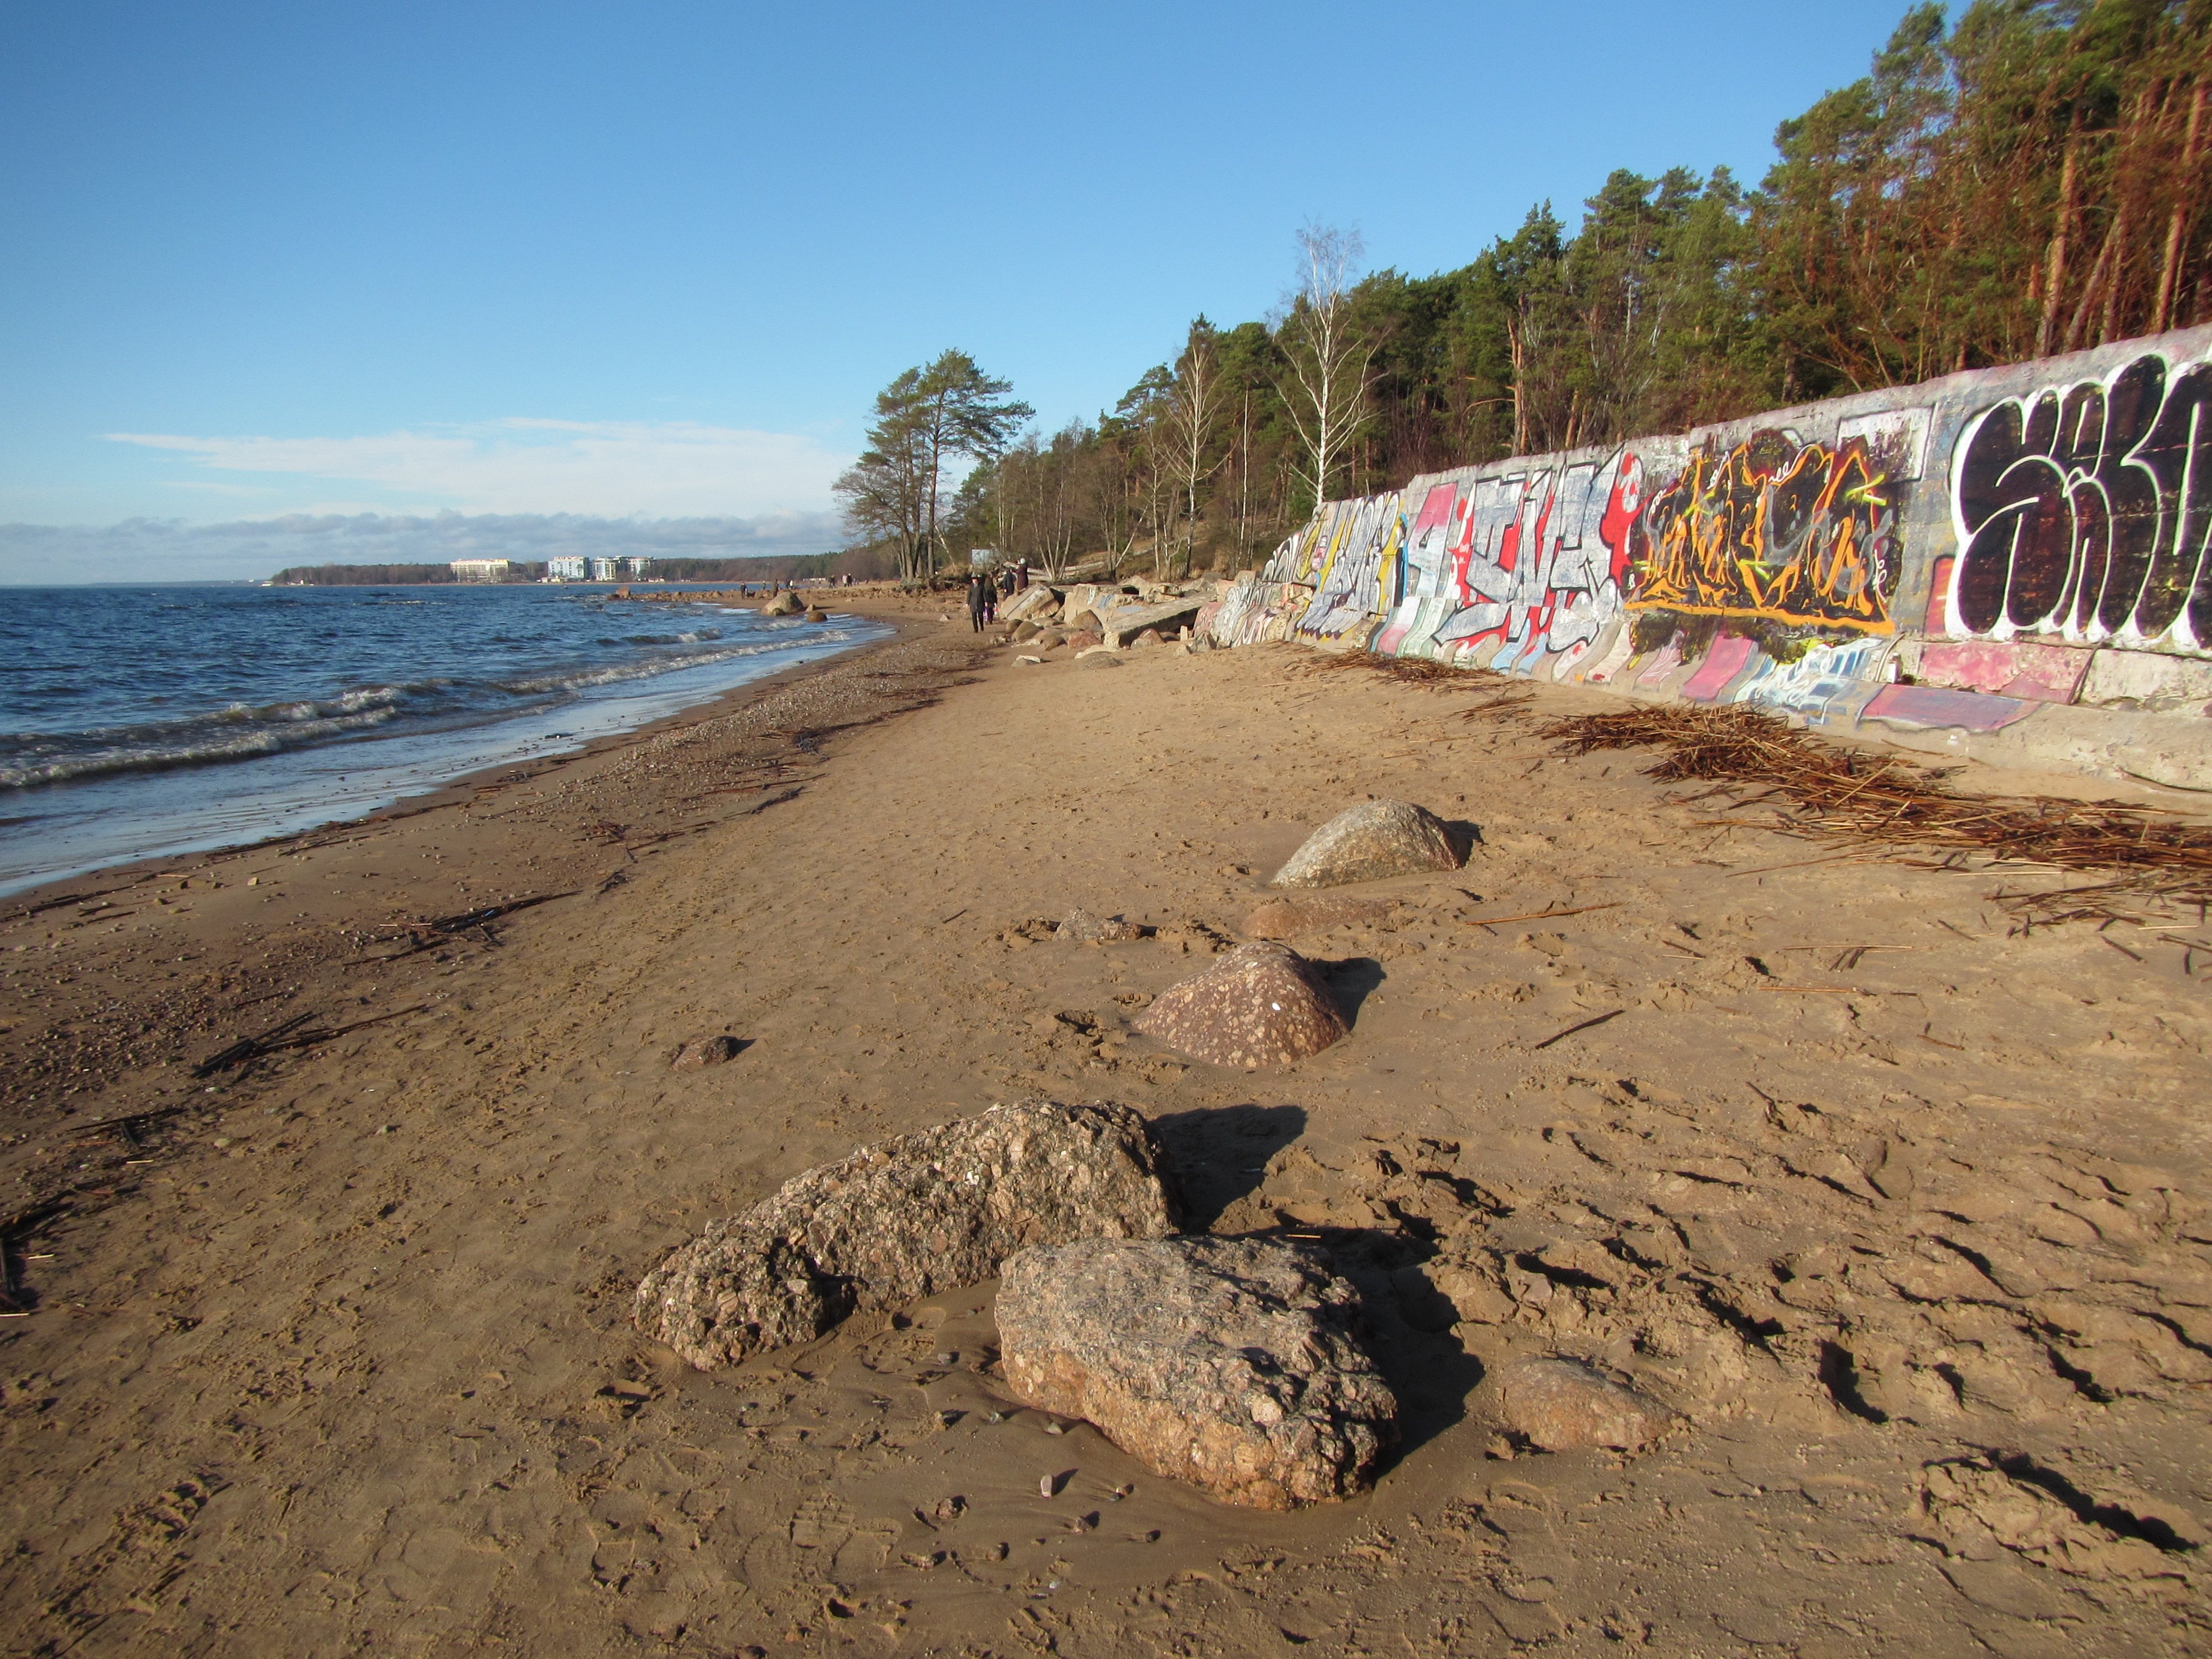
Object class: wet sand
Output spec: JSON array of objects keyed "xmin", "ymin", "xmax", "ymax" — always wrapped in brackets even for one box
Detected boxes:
[{"xmin": 2, "ymin": 606, "xmax": 2207, "ymax": 1656}]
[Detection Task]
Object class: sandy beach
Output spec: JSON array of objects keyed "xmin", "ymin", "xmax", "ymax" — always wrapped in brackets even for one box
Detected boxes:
[{"xmin": 3, "ymin": 601, "xmax": 2208, "ymax": 1656}]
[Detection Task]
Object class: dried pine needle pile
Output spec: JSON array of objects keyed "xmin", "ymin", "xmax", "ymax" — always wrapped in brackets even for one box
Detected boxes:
[{"xmin": 1545, "ymin": 703, "xmax": 2212, "ymax": 924}]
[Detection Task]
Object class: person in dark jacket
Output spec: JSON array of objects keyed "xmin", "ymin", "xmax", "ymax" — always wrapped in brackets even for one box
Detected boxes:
[{"xmin": 967, "ymin": 573, "xmax": 987, "ymax": 632}]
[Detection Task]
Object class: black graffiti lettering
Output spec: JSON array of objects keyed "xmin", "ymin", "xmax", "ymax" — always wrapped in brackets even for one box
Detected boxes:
[
  {"xmin": 2127, "ymin": 362, "xmax": 2212, "ymax": 642},
  {"xmin": 1952, "ymin": 351, "xmax": 2212, "ymax": 650},
  {"xmin": 2093, "ymin": 355, "xmax": 2166, "ymax": 637}
]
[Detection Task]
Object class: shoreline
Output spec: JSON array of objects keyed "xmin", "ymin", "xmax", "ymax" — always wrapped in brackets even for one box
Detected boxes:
[
  {"xmin": 0, "ymin": 596, "xmax": 930, "ymax": 920},
  {"xmin": 2, "ymin": 623, "xmax": 2204, "ymax": 1653}
]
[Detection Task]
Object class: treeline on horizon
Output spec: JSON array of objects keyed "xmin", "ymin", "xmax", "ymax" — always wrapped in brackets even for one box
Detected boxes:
[
  {"xmin": 849, "ymin": 0, "xmax": 2209, "ymax": 584},
  {"xmin": 268, "ymin": 549, "xmax": 897, "ymax": 586}
]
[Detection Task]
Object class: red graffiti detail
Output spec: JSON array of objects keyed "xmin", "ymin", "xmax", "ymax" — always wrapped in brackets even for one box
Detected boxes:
[{"xmin": 1599, "ymin": 453, "xmax": 1642, "ymax": 587}]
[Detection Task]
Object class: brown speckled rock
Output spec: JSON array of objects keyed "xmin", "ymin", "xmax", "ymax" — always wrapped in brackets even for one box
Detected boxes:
[
  {"xmin": 1241, "ymin": 894, "xmax": 1395, "ymax": 940},
  {"xmin": 997, "ymin": 1235, "xmax": 1398, "ymax": 1510},
  {"xmin": 670, "ymin": 1034, "xmax": 745, "ymax": 1071},
  {"xmin": 635, "ymin": 1101, "xmax": 1179, "ymax": 1369},
  {"xmin": 1133, "ymin": 942, "xmax": 1347, "ymax": 1068},
  {"xmin": 1269, "ymin": 800, "xmax": 1463, "ymax": 889},
  {"xmin": 1057, "ymin": 909, "xmax": 1146, "ymax": 943},
  {"xmin": 1498, "ymin": 1357, "xmax": 1675, "ymax": 1451}
]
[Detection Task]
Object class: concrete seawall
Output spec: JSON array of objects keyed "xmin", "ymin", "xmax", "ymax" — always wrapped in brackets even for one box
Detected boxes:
[{"xmin": 1201, "ymin": 324, "xmax": 2212, "ymax": 791}]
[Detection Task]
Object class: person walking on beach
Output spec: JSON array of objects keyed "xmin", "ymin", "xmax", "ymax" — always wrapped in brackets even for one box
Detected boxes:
[
  {"xmin": 967, "ymin": 572, "xmax": 987, "ymax": 633},
  {"xmin": 1015, "ymin": 559, "xmax": 1029, "ymax": 591}
]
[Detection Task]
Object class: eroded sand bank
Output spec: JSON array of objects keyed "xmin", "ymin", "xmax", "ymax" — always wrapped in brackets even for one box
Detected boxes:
[{"xmin": 3, "ymin": 603, "xmax": 2206, "ymax": 1655}]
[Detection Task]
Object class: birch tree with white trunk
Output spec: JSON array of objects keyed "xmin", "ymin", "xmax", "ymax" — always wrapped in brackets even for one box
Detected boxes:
[
  {"xmin": 1162, "ymin": 322, "xmax": 1227, "ymax": 578},
  {"xmin": 1276, "ymin": 223, "xmax": 1375, "ymax": 516}
]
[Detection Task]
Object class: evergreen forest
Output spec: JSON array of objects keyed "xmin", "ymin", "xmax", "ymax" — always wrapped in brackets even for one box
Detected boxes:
[{"xmin": 838, "ymin": 0, "xmax": 2212, "ymax": 583}]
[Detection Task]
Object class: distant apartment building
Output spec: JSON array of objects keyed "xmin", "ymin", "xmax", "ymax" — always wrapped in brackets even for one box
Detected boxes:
[
  {"xmin": 450, "ymin": 559, "xmax": 512, "ymax": 582},
  {"xmin": 588, "ymin": 557, "xmax": 619, "ymax": 582},
  {"xmin": 547, "ymin": 555, "xmax": 587, "ymax": 581},
  {"xmin": 623, "ymin": 556, "xmax": 653, "ymax": 578}
]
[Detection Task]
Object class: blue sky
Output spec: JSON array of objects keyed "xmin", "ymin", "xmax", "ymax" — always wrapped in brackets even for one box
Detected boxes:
[{"xmin": 2, "ymin": 0, "xmax": 1921, "ymax": 577}]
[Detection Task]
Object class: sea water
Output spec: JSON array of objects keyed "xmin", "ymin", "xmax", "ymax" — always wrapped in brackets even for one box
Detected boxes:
[{"xmin": 0, "ymin": 584, "xmax": 889, "ymax": 896}]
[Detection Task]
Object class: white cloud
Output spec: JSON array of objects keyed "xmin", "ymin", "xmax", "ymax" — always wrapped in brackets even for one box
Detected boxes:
[{"xmin": 104, "ymin": 418, "xmax": 853, "ymax": 518}]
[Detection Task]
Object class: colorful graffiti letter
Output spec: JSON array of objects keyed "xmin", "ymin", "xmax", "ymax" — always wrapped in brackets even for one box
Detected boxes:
[
  {"xmin": 1631, "ymin": 429, "xmax": 1903, "ymax": 632},
  {"xmin": 1948, "ymin": 352, "xmax": 2212, "ymax": 654}
]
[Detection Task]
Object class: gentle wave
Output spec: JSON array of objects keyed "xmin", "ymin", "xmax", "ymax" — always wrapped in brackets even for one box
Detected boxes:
[
  {"xmin": 0, "ymin": 620, "xmax": 867, "ymax": 790},
  {"xmin": 0, "ymin": 704, "xmax": 403, "ymax": 788},
  {"xmin": 492, "ymin": 632, "xmax": 856, "ymax": 695}
]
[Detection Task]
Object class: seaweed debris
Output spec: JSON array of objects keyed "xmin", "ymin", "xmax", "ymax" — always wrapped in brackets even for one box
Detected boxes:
[
  {"xmin": 1543, "ymin": 703, "xmax": 2212, "ymax": 927},
  {"xmin": 1303, "ymin": 650, "xmax": 1503, "ymax": 690}
]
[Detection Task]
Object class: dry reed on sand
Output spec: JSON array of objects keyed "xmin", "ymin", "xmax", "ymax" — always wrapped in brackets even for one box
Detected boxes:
[
  {"xmin": 1544, "ymin": 703, "xmax": 2212, "ymax": 925},
  {"xmin": 1303, "ymin": 650, "xmax": 1502, "ymax": 691}
]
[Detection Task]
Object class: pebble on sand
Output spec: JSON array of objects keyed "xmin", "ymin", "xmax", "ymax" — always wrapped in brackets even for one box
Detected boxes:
[{"xmin": 1496, "ymin": 1357, "xmax": 1676, "ymax": 1452}]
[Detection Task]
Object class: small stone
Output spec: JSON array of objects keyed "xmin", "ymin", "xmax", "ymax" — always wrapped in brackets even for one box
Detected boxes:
[
  {"xmin": 1269, "ymin": 800, "xmax": 1464, "ymax": 889},
  {"xmin": 635, "ymin": 1100, "xmax": 1180, "ymax": 1370},
  {"xmin": 1131, "ymin": 628, "xmax": 1164, "ymax": 648},
  {"xmin": 804, "ymin": 606, "xmax": 827, "ymax": 622},
  {"xmin": 998, "ymin": 1235, "xmax": 1398, "ymax": 1510},
  {"xmin": 671, "ymin": 1034, "xmax": 745, "ymax": 1071},
  {"xmin": 1497, "ymin": 1357, "xmax": 1675, "ymax": 1451},
  {"xmin": 1133, "ymin": 942, "xmax": 1347, "ymax": 1068},
  {"xmin": 1075, "ymin": 652, "xmax": 1120, "ymax": 670},
  {"xmin": 1057, "ymin": 909, "xmax": 1145, "ymax": 944},
  {"xmin": 1063, "ymin": 630, "xmax": 1102, "ymax": 651},
  {"xmin": 1241, "ymin": 894, "xmax": 1395, "ymax": 940}
]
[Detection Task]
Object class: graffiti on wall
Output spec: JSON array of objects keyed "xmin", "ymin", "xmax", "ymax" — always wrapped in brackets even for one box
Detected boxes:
[
  {"xmin": 1947, "ymin": 351, "xmax": 2212, "ymax": 654},
  {"xmin": 1369, "ymin": 447, "xmax": 1646, "ymax": 671},
  {"xmin": 1296, "ymin": 493, "xmax": 1404, "ymax": 638},
  {"xmin": 1628, "ymin": 426, "xmax": 1911, "ymax": 633}
]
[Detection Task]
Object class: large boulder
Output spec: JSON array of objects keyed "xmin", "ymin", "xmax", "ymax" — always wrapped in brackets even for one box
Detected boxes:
[
  {"xmin": 997, "ymin": 1235, "xmax": 1399, "ymax": 1510},
  {"xmin": 635, "ymin": 1101, "xmax": 1179, "ymax": 1369},
  {"xmin": 1133, "ymin": 942, "xmax": 1347, "ymax": 1068},
  {"xmin": 761, "ymin": 589, "xmax": 805, "ymax": 616},
  {"xmin": 1269, "ymin": 800, "xmax": 1463, "ymax": 889},
  {"xmin": 1497, "ymin": 1357, "xmax": 1676, "ymax": 1451}
]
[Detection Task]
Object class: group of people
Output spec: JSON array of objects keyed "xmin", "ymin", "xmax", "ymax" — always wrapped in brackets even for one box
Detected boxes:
[{"xmin": 966, "ymin": 559, "xmax": 1029, "ymax": 631}]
